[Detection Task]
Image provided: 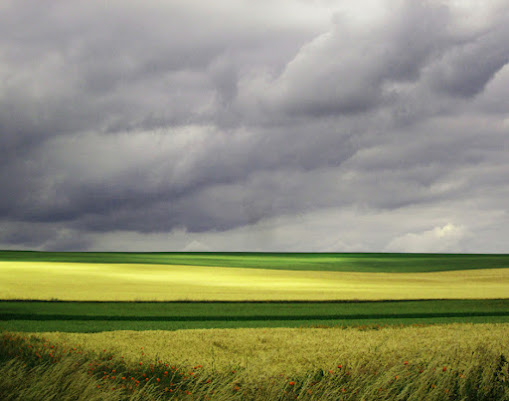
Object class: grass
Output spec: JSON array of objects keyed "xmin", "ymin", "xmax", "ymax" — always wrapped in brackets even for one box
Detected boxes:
[
  {"xmin": 2, "ymin": 261, "xmax": 509, "ymax": 301},
  {"xmin": 2, "ymin": 250, "xmax": 509, "ymax": 272},
  {"xmin": 2, "ymin": 300, "xmax": 509, "ymax": 332},
  {"xmin": 39, "ymin": 323, "xmax": 509, "ymax": 375},
  {"xmin": 2, "ymin": 324, "xmax": 509, "ymax": 400}
]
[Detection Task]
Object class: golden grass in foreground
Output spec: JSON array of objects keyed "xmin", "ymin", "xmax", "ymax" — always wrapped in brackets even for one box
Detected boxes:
[
  {"xmin": 42, "ymin": 324, "xmax": 509, "ymax": 376},
  {"xmin": 2, "ymin": 261, "xmax": 509, "ymax": 300},
  {"xmin": 5, "ymin": 324, "xmax": 509, "ymax": 400}
]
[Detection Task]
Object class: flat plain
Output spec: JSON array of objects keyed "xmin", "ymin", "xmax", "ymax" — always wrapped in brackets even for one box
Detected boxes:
[
  {"xmin": 2, "ymin": 251, "xmax": 509, "ymax": 400},
  {"xmin": 2, "ymin": 251, "xmax": 509, "ymax": 301}
]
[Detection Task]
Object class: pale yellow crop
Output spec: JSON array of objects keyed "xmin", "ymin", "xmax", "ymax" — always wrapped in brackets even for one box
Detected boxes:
[{"xmin": 2, "ymin": 261, "xmax": 509, "ymax": 300}]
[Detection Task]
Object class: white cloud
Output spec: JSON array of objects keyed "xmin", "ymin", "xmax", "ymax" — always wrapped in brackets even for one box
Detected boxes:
[
  {"xmin": 84, "ymin": 206, "xmax": 509, "ymax": 254},
  {"xmin": 182, "ymin": 240, "xmax": 212, "ymax": 252},
  {"xmin": 385, "ymin": 223, "xmax": 468, "ymax": 253}
]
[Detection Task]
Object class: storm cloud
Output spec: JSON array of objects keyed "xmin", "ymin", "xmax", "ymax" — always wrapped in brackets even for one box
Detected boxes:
[{"xmin": 1, "ymin": 0, "xmax": 508, "ymax": 252}]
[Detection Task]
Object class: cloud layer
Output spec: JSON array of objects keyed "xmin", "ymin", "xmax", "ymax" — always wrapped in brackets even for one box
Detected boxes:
[{"xmin": 1, "ymin": 0, "xmax": 508, "ymax": 252}]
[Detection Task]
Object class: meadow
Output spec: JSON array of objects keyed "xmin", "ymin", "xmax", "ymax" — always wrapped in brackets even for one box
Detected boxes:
[{"xmin": 1, "ymin": 251, "xmax": 509, "ymax": 399}]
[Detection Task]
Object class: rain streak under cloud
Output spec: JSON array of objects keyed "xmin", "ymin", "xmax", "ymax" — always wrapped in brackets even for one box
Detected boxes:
[{"xmin": 1, "ymin": 0, "xmax": 508, "ymax": 252}]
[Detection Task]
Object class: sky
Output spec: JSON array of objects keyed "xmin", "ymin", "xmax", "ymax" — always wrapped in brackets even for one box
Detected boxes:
[{"xmin": 1, "ymin": 0, "xmax": 508, "ymax": 253}]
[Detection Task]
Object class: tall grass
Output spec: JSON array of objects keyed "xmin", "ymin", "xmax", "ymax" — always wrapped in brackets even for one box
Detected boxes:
[
  {"xmin": 42, "ymin": 323, "xmax": 509, "ymax": 376},
  {"xmin": 0, "ymin": 333, "xmax": 164, "ymax": 400},
  {"xmin": 2, "ymin": 325, "xmax": 509, "ymax": 400}
]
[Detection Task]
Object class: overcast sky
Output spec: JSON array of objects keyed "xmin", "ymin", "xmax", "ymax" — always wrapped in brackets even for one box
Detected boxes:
[{"xmin": 1, "ymin": 0, "xmax": 508, "ymax": 253}]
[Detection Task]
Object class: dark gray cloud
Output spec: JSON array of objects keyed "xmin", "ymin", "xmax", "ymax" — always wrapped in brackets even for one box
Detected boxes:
[{"xmin": 1, "ymin": 0, "xmax": 509, "ymax": 252}]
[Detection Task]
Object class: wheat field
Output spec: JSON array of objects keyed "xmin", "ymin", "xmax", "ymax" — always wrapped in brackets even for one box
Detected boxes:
[
  {"xmin": 2, "ymin": 261, "xmax": 509, "ymax": 300},
  {"xmin": 41, "ymin": 323, "xmax": 509, "ymax": 375},
  {"xmin": 3, "ymin": 323, "xmax": 507, "ymax": 400}
]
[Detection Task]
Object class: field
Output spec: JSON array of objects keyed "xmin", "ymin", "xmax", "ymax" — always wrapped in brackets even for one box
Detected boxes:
[
  {"xmin": 1, "ymin": 251, "xmax": 509, "ymax": 399},
  {"xmin": 36, "ymin": 323, "xmax": 509, "ymax": 375},
  {"xmin": 2, "ymin": 250, "xmax": 509, "ymax": 272},
  {"xmin": 2, "ymin": 252, "xmax": 509, "ymax": 301},
  {"xmin": 2, "ymin": 324, "xmax": 509, "ymax": 400},
  {"xmin": 2, "ymin": 299, "xmax": 509, "ymax": 332}
]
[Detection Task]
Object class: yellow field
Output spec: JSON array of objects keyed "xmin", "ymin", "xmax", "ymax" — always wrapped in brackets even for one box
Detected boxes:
[
  {"xmin": 41, "ymin": 323, "xmax": 509, "ymax": 376},
  {"xmin": 2, "ymin": 261, "xmax": 509, "ymax": 300}
]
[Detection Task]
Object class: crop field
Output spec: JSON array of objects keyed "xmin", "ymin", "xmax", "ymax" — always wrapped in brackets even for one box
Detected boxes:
[
  {"xmin": 4, "ymin": 261, "xmax": 509, "ymax": 301},
  {"xmin": 2, "ymin": 324, "xmax": 509, "ymax": 400},
  {"xmin": 39, "ymin": 323, "xmax": 509, "ymax": 376},
  {"xmin": 2, "ymin": 251, "xmax": 509, "ymax": 399},
  {"xmin": 2, "ymin": 299, "xmax": 509, "ymax": 332},
  {"xmin": 3, "ymin": 250, "xmax": 509, "ymax": 272}
]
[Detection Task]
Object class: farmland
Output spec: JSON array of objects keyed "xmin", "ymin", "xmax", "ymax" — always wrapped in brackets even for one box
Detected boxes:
[
  {"xmin": 1, "ymin": 251, "xmax": 509, "ymax": 399},
  {"xmin": 2, "ymin": 299, "xmax": 509, "ymax": 332},
  {"xmin": 2, "ymin": 255, "xmax": 509, "ymax": 301},
  {"xmin": 2, "ymin": 250, "xmax": 509, "ymax": 272},
  {"xmin": 2, "ymin": 324, "xmax": 509, "ymax": 400}
]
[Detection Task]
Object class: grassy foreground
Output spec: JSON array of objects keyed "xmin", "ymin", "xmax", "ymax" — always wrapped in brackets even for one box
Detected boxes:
[
  {"xmin": 2, "ymin": 324, "xmax": 509, "ymax": 400},
  {"xmin": 2, "ymin": 300, "xmax": 509, "ymax": 332},
  {"xmin": 2, "ymin": 261, "xmax": 509, "ymax": 301}
]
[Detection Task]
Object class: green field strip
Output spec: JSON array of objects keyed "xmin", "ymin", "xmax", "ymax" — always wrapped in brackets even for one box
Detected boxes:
[
  {"xmin": 3, "ymin": 299, "xmax": 509, "ymax": 316},
  {"xmin": 2, "ymin": 300, "xmax": 509, "ymax": 324},
  {"xmin": 2, "ymin": 299, "xmax": 509, "ymax": 317},
  {"xmin": 2, "ymin": 250, "xmax": 509, "ymax": 272},
  {"xmin": 4, "ymin": 316, "xmax": 509, "ymax": 332},
  {"xmin": 3, "ymin": 311, "xmax": 509, "ymax": 322}
]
